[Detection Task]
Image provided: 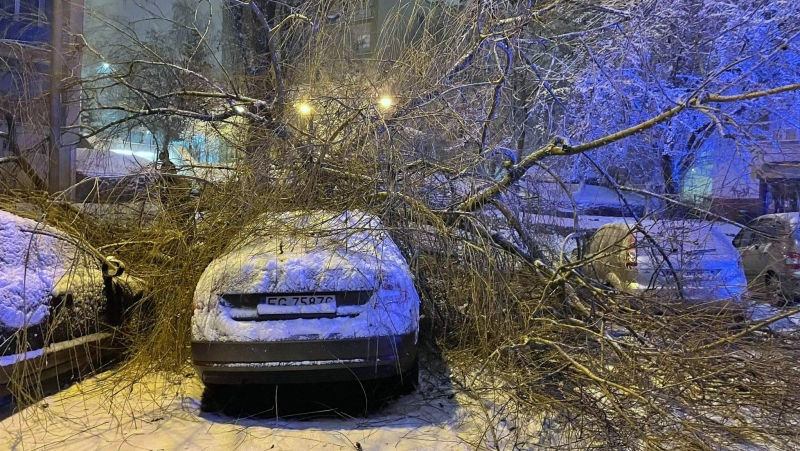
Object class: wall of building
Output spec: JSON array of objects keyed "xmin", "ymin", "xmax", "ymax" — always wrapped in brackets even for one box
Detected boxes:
[
  {"xmin": 0, "ymin": 0, "xmax": 84, "ymax": 192},
  {"xmin": 681, "ymin": 120, "xmax": 800, "ymax": 220}
]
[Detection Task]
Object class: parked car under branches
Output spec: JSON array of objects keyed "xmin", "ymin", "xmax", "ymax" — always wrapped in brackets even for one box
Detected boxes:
[{"xmin": 0, "ymin": 210, "xmax": 147, "ymax": 395}]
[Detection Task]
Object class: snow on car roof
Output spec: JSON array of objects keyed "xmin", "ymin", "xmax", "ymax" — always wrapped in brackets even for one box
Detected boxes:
[
  {"xmin": 198, "ymin": 210, "xmax": 408, "ymax": 296},
  {"xmin": 569, "ymin": 184, "xmax": 646, "ymax": 206},
  {"xmin": 0, "ymin": 211, "xmax": 103, "ymax": 329},
  {"xmin": 754, "ymin": 212, "xmax": 800, "ymax": 230},
  {"xmin": 75, "ymin": 147, "xmax": 155, "ymax": 177}
]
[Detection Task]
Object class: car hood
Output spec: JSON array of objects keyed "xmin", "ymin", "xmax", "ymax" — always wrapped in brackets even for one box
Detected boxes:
[{"xmin": 196, "ymin": 211, "xmax": 412, "ymax": 297}]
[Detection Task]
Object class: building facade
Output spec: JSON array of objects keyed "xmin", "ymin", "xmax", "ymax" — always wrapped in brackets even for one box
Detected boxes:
[
  {"xmin": 682, "ymin": 118, "xmax": 800, "ymax": 221},
  {"xmin": 0, "ymin": 0, "xmax": 83, "ymax": 192}
]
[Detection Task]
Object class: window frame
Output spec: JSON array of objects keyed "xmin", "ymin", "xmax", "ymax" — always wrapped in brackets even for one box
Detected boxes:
[{"xmin": 3, "ymin": 0, "xmax": 49, "ymax": 23}]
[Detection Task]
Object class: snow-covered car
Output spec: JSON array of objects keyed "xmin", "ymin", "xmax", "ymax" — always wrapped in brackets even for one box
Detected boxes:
[
  {"xmin": 733, "ymin": 212, "xmax": 800, "ymax": 305},
  {"xmin": 582, "ymin": 220, "xmax": 747, "ymax": 305},
  {"xmin": 191, "ymin": 211, "xmax": 420, "ymax": 389},
  {"xmin": 0, "ymin": 210, "xmax": 144, "ymax": 392},
  {"xmin": 559, "ymin": 183, "xmax": 649, "ymax": 217}
]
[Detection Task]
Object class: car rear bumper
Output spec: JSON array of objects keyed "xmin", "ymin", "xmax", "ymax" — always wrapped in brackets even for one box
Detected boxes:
[{"xmin": 192, "ymin": 333, "xmax": 417, "ymax": 385}]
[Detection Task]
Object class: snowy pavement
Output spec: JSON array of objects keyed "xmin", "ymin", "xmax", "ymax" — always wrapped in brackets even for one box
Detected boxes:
[
  {"xmin": 747, "ymin": 303, "xmax": 800, "ymax": 332},
  {"xmin": 0, "ymin": 364, "xmax": 520, "ymax": 451}
]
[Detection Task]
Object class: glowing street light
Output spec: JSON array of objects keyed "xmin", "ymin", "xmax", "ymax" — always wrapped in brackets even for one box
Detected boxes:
[
  {"xmin": 297, "ymin": 102, "xmax": 312, "ymax": 115},
  {"xmin": 377, "ymin": 95, "xmax": 393, "ymax": 109}
]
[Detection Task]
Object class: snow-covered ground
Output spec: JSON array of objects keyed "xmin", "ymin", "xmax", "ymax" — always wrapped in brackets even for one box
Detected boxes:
[
  {"xmin": 747, "ymin": 304, "xmax": 800, "ymax": 332},
  {"xmin": 0, "ymin": 365, "xmax": 531, "ymax": 451}
]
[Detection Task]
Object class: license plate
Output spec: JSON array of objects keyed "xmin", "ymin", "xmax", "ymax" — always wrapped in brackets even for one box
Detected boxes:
[{"xmin": 256, "ymin": 294, "xmax": 337, "ymax": 315}]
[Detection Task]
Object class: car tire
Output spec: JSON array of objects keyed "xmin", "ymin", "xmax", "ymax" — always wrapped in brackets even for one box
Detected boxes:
[
  {"xmin": 397, "ymin": 357, "xmax": 420, "ymax": 396},
  {"xmin": 200, "ymin": 383, "xmax": 234, "ymax": 413}
]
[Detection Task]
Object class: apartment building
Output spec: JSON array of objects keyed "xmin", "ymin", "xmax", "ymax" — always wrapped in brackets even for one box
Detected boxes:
[{"xmin": 681, "ymin": 117, "xmax": 800, "ymax": 221}]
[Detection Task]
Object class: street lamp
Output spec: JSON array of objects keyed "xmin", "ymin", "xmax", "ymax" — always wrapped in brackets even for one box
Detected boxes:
[
  {"xmin": 297, "ymin": 102, "xmax": 312, "ymax": 116},
  {"xmin": 96, "ymin": 62, "xmax": 114, "ymax": 75},
  {"xmin": 296, "ymin": 102, "xmax": 314, "ymax": 136},
  {"xmin": 377, "ymin": 95, "xmax": 393, "ymax": 109}
]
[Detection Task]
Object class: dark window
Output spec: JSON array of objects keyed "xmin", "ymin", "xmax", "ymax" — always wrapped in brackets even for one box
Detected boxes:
[
  {"xmin": 0, "ymin": 0, "xmax": 15, "ymax": 15},
  {"xmin": 0, "ymin": 57, "xmax": 49, "ymax": 100},
  {"xmin": 0, "ymin": 0, "xmax": 50, "ymax": 19},
  {"xmin": 750, "ymin": 219, "xmax": 785, "ymax": 246},
  {"xmin": 0, "ymin": 0, "xmax": 50, "ymax": 42},
  {"xmin": 20, "ymin": 0, "xmax": 40, "ymax": 15},
  {"xmin": 733, "ymin": 229, "xmax": 754, "ymax": 248}
]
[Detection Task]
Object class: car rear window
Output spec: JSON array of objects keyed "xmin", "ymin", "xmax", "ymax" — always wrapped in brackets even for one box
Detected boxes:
[
  {"xmin": 635, "ymin": 224, "xmax": 732, "ymax": 262},
  {"xmin": 757, "ymin": 219, "xmax": 784, "ymax": 236}
]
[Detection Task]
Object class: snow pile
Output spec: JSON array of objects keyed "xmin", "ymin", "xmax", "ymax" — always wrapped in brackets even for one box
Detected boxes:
[
  {"xmin": 75, "ymin": 147, "xmax": 153, "ymax": 177},
  {"xmin": 192, "ymin": 211, "xmax": 419, "ymax": 342},
  {"xmin": 0, "ymin": 211, "xmax": 105, "ymax": 332}
]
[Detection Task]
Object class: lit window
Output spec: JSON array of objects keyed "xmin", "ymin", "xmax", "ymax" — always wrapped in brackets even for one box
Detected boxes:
[
  {"xmin": 353, "ymin": 2, "xmax": 373, "ymax": 21},
  {"xmin": 352, "ymin": 21, "xmax": 372, "ymax": 53}
]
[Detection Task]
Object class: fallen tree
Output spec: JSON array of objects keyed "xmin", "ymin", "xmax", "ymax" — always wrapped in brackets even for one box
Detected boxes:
[{"xmin": 2, "ymin": 0, "xmax": 800, "ymax": 448}]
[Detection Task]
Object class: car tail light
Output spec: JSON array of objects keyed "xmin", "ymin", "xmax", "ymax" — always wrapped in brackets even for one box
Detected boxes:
[
  {"xmin": 625, "ymin": 234, "xmax": 637, "ymax": 268},
  {"xmin": 786, "ymin": 252, "xmax": 800, "ymax": 270}
]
